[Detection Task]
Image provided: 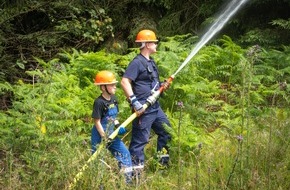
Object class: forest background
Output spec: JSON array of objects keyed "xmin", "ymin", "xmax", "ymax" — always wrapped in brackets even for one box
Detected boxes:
[{"xmin": 0, "ymin": 0, "xmax": 290, "ymax": 189}]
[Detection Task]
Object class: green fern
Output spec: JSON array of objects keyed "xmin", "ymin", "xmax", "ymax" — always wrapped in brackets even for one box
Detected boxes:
[{"xmin": 270, "ymin": 19, "xmax": 290, "ymax": 30}]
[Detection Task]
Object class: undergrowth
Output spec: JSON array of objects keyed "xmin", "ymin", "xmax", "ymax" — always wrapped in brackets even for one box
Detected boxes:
[{"xmin": 0, "ymin": 35, "xmax": 289, "ymax": 190}]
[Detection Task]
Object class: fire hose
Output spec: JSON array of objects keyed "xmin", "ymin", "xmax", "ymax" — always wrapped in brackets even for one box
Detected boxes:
[
  {"xmin": 108, "ymin": 76, "xmax": 174, "ymax": 141},
  {"xmin": 68, "ymin": 0, "xmax": 249, "ymax": 187},
  {"xmin": 68, "ymin": 76, "xmax": 174, "ymax": 189}
]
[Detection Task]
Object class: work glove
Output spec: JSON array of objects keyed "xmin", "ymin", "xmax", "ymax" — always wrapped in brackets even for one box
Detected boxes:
[
  {"xmin": 161, "ymin": 79, "xmax": 171, "ymax": 91},
  {"xmin": 118, "ymin": 127, "xmax": 127, "ymax": 135},
  {"xmin": 129, "ymin": 95, "xmax": 145, "ymax": 116},
  {"xmin": 114, "ymin": 119, "xmax": 127, "ymax": 135}
]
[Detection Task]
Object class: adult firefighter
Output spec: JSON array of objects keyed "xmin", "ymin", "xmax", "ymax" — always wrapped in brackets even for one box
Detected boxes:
[
  {"xmin": 121, "ymin": 29, "xmax": 171, "ymax": 175},
  {"xmin": 91, "ymin": 70, "xmax": 132, "ymax": 184}
]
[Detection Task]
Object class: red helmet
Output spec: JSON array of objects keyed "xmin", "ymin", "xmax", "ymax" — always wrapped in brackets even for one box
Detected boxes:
[
  {"xmin": 135, "ymin": 29, "xmax": 158, "ymax": 42},
  {"xmin": 94, "ymin": 70, "xmax": 118, "ymax": 85}
]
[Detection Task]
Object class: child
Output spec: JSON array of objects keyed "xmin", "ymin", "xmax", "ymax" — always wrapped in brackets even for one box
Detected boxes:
[{"xmin": 91, "ymin": 70, "xmax": 132, "ymax": 184}]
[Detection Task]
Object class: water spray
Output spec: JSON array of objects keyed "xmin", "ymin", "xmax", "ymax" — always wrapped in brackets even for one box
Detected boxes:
[
  {"xmin": 173, "ymin": 0, "xmax": 249, "ymax": 77},
  {"xmin": 68, "ymin": 0, "xmax": 249, "ymax": 188}
]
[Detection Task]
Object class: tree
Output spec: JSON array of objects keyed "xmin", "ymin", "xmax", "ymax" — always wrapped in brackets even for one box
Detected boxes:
[{"xmin": 0, "ymin": 0, "xmax": 113, "ymax": 83}]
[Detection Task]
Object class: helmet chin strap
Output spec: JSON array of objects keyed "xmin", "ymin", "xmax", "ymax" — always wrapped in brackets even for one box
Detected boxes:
[
  {"xmin": 104, "ymin": 85, "xmax": 111, "ymax": 95},
  {"xmin": 100, "ymin": 85, "xmax": 111, "ymax": 96}
]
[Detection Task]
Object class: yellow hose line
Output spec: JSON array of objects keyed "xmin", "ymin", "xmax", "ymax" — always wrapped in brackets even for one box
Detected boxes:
[
  {"xmin": 108, "ymin": 104, "xmax": 149, "ymax": 140},
  {"xmin": 68, "ymin": 142, "xmax": 105, "ymax": 189},
  {"xmin": 68, "ymin": 105, "xmax": 148, "ymax": 189},
  {"xmin": 68, "ymin": 76, "xmax": 174, "ymax": 189}
]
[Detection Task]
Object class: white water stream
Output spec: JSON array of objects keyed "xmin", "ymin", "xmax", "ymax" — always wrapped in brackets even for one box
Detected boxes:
[{"xmin": 173, "ymin": 0, "xmax": 249, "ymax": 77}]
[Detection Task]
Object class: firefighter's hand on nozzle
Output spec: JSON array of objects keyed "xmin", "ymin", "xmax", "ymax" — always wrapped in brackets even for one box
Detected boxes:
[
  {"xmin": 162, "ymin": 80, "xmax": 171, "ymax": 91},
  {"xmin": 129, "ymin": 95, "xmax": 145, "ymax": 116}
]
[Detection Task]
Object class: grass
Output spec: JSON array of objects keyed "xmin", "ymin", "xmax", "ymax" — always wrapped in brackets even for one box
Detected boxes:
[{"xmin": 1, "ymin": 109, "xmax": 289, "ymax": 190}]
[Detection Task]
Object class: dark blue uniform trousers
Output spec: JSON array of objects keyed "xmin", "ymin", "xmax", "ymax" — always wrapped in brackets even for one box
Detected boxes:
[{"xmin": 129, "ymin": 106, "xmax": 171, "ymax": 167}]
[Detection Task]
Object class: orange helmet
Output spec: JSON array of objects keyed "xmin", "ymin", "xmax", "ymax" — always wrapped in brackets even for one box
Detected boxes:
[
  {"xmin": 94, "ymin": 70, "xmax": 118, "ymax": 85},
  {"xmin": 135, "ymin": 29, "xmax": 158, "ymax": 42}
]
